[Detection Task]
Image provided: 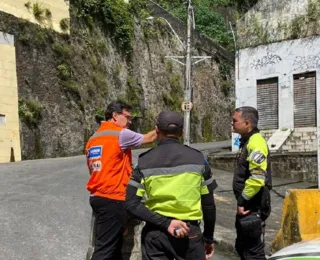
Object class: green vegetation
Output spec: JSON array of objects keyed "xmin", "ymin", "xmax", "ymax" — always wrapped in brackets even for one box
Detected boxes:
[
  {"xmin": 94, "ymin": 108, "xmax": 105, "ymax": 124},
  {"xmin": 74, "ymin": 0, "xmax": 149, "ymax": 55},
  {"xmin": 25, "ymin": 1, "xmax": 52, "ymax": 23},
  {"xmin": 60, "ymin": 18, "xmax": 70, "ymax": 32},
  {"xmin": 238, "ymin": 0, "xmax": 320, "ymax": 48},
  {"xmin": 57, "ymin": 64, "xmax": 71, "ymax": 80},
  {"xmin": 61, "ymin": 81, "xmax": 81, "ymax": 101},
  {"xmin": 126, "ymin": 76, "xmax": 144, "ymax": 117},
  {"xmin": 202, "ymin": 114, "xmax": 213, "ymax": 142},
  {"xmin": 92, "ymin": 72, "xmax": 108, "ymax": 95},
  {"xmin": 18, "ymin": 98, "xmax": 42, "ymax": 129},
  {"xmin": 162, "ymin": 73, "xmax": 183, "ymax": 111},
  {"xmin": 154, "ymin": 0, "xmax": 258, "ymax": 50}
]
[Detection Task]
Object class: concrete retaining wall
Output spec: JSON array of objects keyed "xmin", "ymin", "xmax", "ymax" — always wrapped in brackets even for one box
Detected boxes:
[{"xmin": 208, "ymin": 151, "xmax": 318, "ymax": 183}]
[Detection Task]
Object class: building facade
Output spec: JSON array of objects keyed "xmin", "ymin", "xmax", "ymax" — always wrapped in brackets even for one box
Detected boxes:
[
  {"xmin": 0, "ymin": 1, "xmax": 69, "ymax": 162},
  {"xmin": 233, "ymin": 0, "xmax": 320, "ymax": 155}
]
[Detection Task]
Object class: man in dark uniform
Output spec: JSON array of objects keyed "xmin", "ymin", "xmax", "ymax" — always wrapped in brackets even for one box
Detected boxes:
[
  {"xmin": 126, "ymin": 111, "xmax": 217, "ymax": 260},
  {"xmin": 232, "ymin": 106, "xmax": 272, "ymax": 260}
]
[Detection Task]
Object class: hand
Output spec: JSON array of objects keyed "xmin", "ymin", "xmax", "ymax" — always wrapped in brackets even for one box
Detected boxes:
[
  {"xmin": 237, "ymin": 206, "xmax": 251, "ymax": 216},
  {"xmin": 167, "ymin": 220, "xmax": 189, "ymax": 238},
  {"xmin": 204, "ymin": 243, "xmax": 215, "ymax": 259}
]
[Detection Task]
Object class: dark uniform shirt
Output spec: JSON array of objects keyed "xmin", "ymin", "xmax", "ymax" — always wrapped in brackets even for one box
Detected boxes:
[{"xmin": 233, "ymin": 129, "xmax": 272, "ymax": 209}]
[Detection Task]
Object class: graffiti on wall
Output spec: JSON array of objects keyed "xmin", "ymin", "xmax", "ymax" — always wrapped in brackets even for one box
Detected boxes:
[
  {"xmin": 293, "ymin": 55, "xmax": 320, "ymax": 71},
  {"xmin": 250, "ymin": 53, "xmax": 282, "ymax": 69},
  {"xmin": 280, "ymin": 83, "xmax": 289, "ymax": 89}
]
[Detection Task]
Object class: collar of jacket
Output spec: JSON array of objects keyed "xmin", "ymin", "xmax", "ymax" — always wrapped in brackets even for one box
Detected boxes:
[
  {"xmin": 158, "ymin": 137, "xmax": 180, "ymax": 146},
  {"xmin": 240, "ymin": 128, "xmax": 260, "ymax": 148}
]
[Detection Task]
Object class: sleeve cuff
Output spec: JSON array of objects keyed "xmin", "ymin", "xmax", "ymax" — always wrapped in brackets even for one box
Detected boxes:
[
  {"xmin": 237, "ymin": 195, "xmax": 247, "ymax": 206},
  {"xmin": 160, "ymin": 218, "xmax": 171, "ymax": 230},
  {"xmin": 203, "ymin": 235, "xmax": 214, "ymax": 244}
]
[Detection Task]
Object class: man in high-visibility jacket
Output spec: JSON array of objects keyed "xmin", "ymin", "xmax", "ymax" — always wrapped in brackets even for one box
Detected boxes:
[
  {"xmin": 86, "ymin": 100, "xmax": 157, "ymax": 260},
  {"xmin": 232, "ymin": 106, "xmax": 272, "ymax": 260},
  {"xmin": 126, "ymin": 111, "xmax": 217, "ymax": 260}
]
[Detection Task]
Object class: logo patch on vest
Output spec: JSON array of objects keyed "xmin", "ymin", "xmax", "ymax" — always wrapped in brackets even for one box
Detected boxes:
[
  {"xmin": 250, "ymin": 151, "xmax": 266, "ymax": 164},
  {"xmin": 87, "ymin": 146, "xmax": 102, "ymax": 159},
  {"xmin": 87, "ymin": 146, "xmax": 103, "ymax": 173}
]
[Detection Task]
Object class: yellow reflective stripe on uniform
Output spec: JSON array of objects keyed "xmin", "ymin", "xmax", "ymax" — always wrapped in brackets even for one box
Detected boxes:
[
  {"xmin": 247, "ymin": 133, "xmax": 268, "ymax": 172},
  {"xmin": 140, "ymin": 164, "xmax": 204, "ymax": 177},
  {"xmin": 242, "ymin": 176, "xmax": 265, "ymax": 199},
  {"xmin": 242, "ymin": 133, "xmax": 268, "ymax": 200},
  {"xmin": 250, "ymin": 169, "xmax": 266, "ymax": 175},
  {"xmin": 144, "ymin": 172, "xmax": 204, "ymax": 220},
  {"xmin": 136, "ymin": 178, "xmax": 146, "ymax": 197},
  {"xmin": 250, "ymin": 174, "xmax": 266, "ymax": 180}
]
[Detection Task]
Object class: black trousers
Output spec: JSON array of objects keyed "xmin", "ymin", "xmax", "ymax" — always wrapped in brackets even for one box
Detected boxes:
[
  {"xmin": 141, "ymin": 222, "xmax": 206, "ymax": 260},
  {"xmin": 235, "ymin": 214, "xmax": 266, "ymax": 260},
  {"xmin": 90, "ymin": 196, "xmax": 126, "ymax": 260}
]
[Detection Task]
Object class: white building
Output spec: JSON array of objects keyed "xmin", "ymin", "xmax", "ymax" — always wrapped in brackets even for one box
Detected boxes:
[{"xmin": 233, "ymin": 0, "xmax": 320, "ymax": 155}]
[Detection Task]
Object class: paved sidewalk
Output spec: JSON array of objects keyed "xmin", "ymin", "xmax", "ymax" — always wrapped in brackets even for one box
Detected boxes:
[{"xmin": 212, "ymin": 169, "xmax": 316, "ymax": 256}]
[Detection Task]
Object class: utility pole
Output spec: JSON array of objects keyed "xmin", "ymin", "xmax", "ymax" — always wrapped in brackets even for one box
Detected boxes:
[
  {"xmin": 183, "ymin": 0, "xmax": 193, "ymax": 146},
  {"xmin": 154, "ymin": 0, "xmax": 211, "ymax": 146}
]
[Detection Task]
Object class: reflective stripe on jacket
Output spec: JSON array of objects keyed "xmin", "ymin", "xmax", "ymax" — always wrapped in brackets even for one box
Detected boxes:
[
  {"xmin": 86, "ymin": 121, "xmax": 132, "ymax": 201},
  {"xmin": 233, "ymin": 130, "xmax": 272, "ymax": 206},
  {"xmin": 131, "ymin": 139, "xmax": 213, "ymax": 220}
]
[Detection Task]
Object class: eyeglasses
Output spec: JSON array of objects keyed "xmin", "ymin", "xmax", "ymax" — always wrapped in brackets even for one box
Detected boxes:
[{"xmin": 121, "ymin": 113, "xmax": 132, "ymax": 121}]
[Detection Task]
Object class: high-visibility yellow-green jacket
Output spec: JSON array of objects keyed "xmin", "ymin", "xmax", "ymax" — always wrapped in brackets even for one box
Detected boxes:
[{"xmin": 233, "ymin": 129, "xmax": 272, "ymax": 207}]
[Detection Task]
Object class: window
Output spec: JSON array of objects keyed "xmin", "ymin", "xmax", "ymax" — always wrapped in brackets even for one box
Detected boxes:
[
  {"xmin": 293, "ymin": 72, "xmax": 316, "ymax": 127},
  {"xmin": 257, "ymin": 78, "xmax": 279, "ymax": 129},
  {"xmin": 0, "ymin": 114, "xmax": 5, "ymax": 125}
]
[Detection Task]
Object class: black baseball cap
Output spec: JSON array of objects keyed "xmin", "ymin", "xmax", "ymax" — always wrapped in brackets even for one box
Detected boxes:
[{"xmin": 156, "ymin": 111, "xmax": 183, "ymax": 131}]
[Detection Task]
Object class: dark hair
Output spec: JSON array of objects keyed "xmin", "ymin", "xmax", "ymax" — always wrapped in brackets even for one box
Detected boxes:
[
  {"xmin": 104, "ymin": 100, "xmax": 132, "ymax": 121},
  {"xmin": 235, "ymin": 106, "xmax": 259, "ymax": 128}
]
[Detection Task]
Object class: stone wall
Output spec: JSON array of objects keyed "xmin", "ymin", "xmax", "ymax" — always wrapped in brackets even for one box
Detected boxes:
[
  {"xmin": 0, "ymin": 1, "xmax": 234, "ymax": 160},
  {"xmin": 0, "ymin": 0, "xmax": 69, "ymax": 32},
  {"xmin": 236, "ymin": 0, "xmax": 320, "ymax": 48},
  {"xmin": 260, "ymin": 127, "xmax": 317, "ymax": 152},
  {"xmin": 208, "ymin": 151, "xmax": 318, "ymax": 183}
]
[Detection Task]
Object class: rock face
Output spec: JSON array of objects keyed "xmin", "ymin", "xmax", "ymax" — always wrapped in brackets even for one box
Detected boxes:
[{"xmin": 0, "ymin": 0, "xmax": 234, "ymax": 160}]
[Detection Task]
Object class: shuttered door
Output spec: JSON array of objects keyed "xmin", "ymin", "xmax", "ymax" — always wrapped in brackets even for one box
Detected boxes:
[
  {"xmin": 257, "ymin": 78, "xmax": 279, "ymax": 129},
  {"xmin": 294, "ymin": 72, "xmax": 316, "ymax": 127}
]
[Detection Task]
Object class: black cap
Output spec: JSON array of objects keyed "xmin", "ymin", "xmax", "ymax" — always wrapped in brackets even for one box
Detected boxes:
[{"xmin": 157, "ymin": 111, "xmax": 183, "ymax": 131}]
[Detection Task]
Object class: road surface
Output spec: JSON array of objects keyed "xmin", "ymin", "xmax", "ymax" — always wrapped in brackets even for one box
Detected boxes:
[{"xmin": 0, "ymin": 141, "xmax": 232, "ymax": 260}]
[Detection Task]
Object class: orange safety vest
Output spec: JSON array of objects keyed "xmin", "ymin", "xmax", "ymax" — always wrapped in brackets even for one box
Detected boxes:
[{"xmin": 86, "ymin": 121, "xmax": 132, "ymax": 201}]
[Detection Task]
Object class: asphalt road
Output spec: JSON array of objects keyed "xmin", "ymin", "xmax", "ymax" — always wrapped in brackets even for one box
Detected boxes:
[{"xmin": 0, "ymin": 141, "xmax": 231, "ymax": 260}]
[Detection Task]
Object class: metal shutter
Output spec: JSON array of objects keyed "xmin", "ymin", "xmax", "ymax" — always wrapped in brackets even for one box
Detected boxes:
[
  {"xmin": 257, "ymin": 78, "xmax": 279, "ymax": 129},
  {"xmin": 293, "ymin": 72, "xmax": 316, "ymax": 127}
]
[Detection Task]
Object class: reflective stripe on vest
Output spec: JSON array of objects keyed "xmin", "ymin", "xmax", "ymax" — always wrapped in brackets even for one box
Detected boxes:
[
  {"xmin": 140, "ymin": 164, "xmax": 204, "ymax": 177},
  {"xmin": 89, "ymin": 130, "xmax": 120, "ymax": 140}
]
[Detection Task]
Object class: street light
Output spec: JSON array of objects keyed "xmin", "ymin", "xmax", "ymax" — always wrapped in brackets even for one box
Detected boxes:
[
  {"xmin": 147, "ymin": 2, "xmax": 211, "ymax": 146},
  {"xmin": 146, "ymin": 16, "xmax": 185, "ymax": 50},
  {"xmin": 146, "ymin": 15, "xmax": 193, "ymax": 146}
]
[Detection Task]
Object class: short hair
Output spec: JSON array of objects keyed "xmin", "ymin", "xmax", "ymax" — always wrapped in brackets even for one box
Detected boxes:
[
  {"xmin": 104, "ymin": 100, "xmax": 132, "ymax": 121},
  {"xmin": 235, "ymin": 106, "xmax": 259, "ymax": 128}
]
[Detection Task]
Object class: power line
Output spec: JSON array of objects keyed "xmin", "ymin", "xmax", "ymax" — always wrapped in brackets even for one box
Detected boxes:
[{"xmin": 151, "ymin": 1, "xmax": 186, "ymax": 16}]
